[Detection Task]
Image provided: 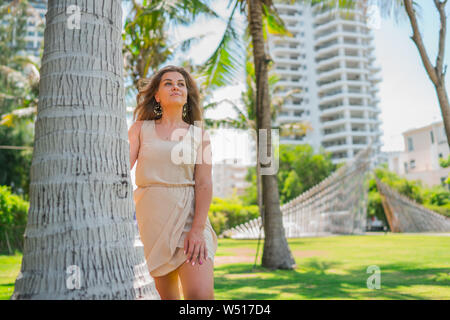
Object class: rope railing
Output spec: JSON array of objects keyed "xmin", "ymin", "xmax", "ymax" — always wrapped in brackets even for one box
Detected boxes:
[
  {"xmin": 375, "ymin": 177, "xmax": 450, "ymax": 233},
  {"xmin": 221, "ymin": 144, "xmax": 374, "ymax": 239}
]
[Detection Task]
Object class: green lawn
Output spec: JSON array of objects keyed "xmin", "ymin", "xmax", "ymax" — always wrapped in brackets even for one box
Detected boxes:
[
  {"xmin": 0, "ymin": 252, "xmax": 22, "ymax": 300},
  {"xmin": 1, "ymin": 233, "xmax": 449, "ymax": 300},
  {"xmin": 214, "ymin": 234, "xmax": 450, "ymax": 300}
]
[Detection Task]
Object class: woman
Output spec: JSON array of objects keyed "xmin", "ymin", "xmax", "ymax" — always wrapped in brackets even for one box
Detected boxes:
[{"xmin": 128, "ymin": 65, "xmax": 218, "ymax": 300}]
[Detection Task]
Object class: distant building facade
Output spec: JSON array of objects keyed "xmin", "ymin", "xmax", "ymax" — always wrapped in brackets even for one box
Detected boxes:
[
  {"xmin": 24, "ymin": 0, "xmax": 46, "ymax": 59},
  {"xmin": 1, "ymin": 0, "xmax": 46, "ymax": 62},
  {"xmin": 385, "ymin": 121, "xmax": 449, "ymax": 188},
  {"xmin": 212, "ymin": 159, "xmax": 252, "ymax": 199}
]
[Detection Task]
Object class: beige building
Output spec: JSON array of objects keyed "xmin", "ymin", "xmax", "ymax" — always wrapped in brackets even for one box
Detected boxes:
[
  {"xmin": 386, "ymin": 121, "xmax": 449, "ymax": 187},
  {"xmin": 212, "ymin": 159, "xmax": 252, "ymax": 199}
]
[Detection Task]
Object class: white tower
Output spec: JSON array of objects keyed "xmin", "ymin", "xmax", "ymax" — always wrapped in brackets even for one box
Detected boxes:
[{"xmin": 269, "ymin": 1, "xmax": 383, "ymax": 164}]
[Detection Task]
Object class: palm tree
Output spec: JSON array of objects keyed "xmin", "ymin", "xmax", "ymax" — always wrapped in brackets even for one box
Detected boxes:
[
  {"xmin": 123, "ymin": 0, "xmax": 218, "ymax": 88},
  {"xmin": 245, "ymin": 0, "xmax": 297, "ymax": 269},
  {"xmin": 195, "ymin": 0, "xmax": 302, "ymax": 269},
  {"xmin": 202, "ymin": 35, "xmax": 311, "ymax": 264},
  {"xmin": 12, "ymin": 0, "xmax": 159, "ymax": 299},
  {"xmin": 198, "ymin": 0, "xmax": 331, "ymax": 270},
  {"xmin": 200, "ymin": 0, "xmax": 382, "ymax": 269}
]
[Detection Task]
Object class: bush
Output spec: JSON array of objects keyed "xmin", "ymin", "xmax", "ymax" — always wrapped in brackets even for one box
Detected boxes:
[
  {"xmin": 208, "ymin": 210, "xmax": 227, "ymax": 237},
  {"xmin": 0, "ymin": 185, "xmax": 29, "ymax": 254},
  {"xmin": 208, "ymin": 195, "xmax": 259, "ymax": 237}
]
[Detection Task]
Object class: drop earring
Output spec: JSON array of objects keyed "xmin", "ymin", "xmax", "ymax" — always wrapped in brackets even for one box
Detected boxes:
[
  {"xmin": 182, "ymin": 103, "xmax": 189, "ymax": 119},
  {"xmin": 154, "ymin": 101, "xmax": 163, "ymax": 118}
]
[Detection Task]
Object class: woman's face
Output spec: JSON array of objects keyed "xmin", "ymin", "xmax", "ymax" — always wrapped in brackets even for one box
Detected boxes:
[{"xmin": 155, "ymin": 71, "xmax": 188, "ymax": 108}]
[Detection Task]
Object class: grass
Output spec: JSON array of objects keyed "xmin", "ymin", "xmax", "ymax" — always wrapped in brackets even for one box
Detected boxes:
[
  {"xmin": 1, "ymin": 233, "xmax": 449, "ymax": 300},
  {"xmin": 0, "ymin": 252, "xmax": 22, "ymax": 300},
  {"xmin": 213, "ymin": 233, "xmax": 450, "ymax": 300}
]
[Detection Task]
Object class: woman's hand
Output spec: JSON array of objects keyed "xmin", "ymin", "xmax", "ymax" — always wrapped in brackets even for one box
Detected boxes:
[{"xmin": 184, "ymin": 226, "xmax": 207, "ymax": 266}]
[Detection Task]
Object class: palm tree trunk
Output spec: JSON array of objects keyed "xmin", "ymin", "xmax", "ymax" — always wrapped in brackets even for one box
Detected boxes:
[
  {"xmin": 11, "ymin": 0, "xmax": 159, "ymax": 299},
  {"xmin": 247, "ymin": 0, "xmax": 296, "ymax": 270}
]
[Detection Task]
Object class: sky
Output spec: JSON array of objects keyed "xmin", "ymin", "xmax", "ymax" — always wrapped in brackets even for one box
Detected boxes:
[
  {"xmin": 372, "ymin": 0, "xmax": 450, "ymax": 151},
  {"xmin": 124, "ymin": 0, "xmax": 450, "ymax": 160}
]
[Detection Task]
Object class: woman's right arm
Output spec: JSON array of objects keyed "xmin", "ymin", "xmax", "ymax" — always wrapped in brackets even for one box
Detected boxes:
[{"xmin": 128, "ymin": 121, "xmax": 144, "ymax": 170}]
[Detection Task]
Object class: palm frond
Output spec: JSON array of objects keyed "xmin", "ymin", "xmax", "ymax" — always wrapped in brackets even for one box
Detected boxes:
[
  {"xmin": 261, "ymin": 2, "xmax": 292, "ymax": 37},
  {"xmin": 174, "ymin": 31, "xmax": 213, "ymax": 52},
  {"xmin": 370, "ymin": 0, "xmax": 409, "ymax": 23},
  {"xmin": 199, "ymin": 0, "xmax": 245, "ymax": 89},
  {"xmin": 139, "ymin": 0, "xmax": 219, "ymax": 28}
]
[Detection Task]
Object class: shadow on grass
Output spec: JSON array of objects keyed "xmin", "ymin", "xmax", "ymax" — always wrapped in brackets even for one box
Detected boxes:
[
  {"xmin": 0, "ymin": 283, "xmax": 14, "ymax": 287},
  {"xmin": 214, "ymin": 259, "xmax": 450, "ymax": 300}
]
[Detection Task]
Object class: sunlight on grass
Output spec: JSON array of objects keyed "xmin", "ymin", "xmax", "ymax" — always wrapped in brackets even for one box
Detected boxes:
[
  {"xmin": 0, "ymin": 234, "xmax": 449, "ymax": 300},
  {"xmin": 214, "ymin": 234, "xmax": 450, "ymax": 300},
  {"xmin": 0, "ymin": 253, "xmax": 22, "ymax": 300}
]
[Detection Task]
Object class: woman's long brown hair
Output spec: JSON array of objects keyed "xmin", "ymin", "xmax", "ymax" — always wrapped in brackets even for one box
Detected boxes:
[{"xmin": 133, "ymin": 65, "xmax": 203, "ymax": 127}]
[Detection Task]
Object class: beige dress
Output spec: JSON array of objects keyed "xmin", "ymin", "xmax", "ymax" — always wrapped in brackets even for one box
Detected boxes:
[{"xmin": 133, "ymin": 120, "xmax": 218, "ymax": 277}]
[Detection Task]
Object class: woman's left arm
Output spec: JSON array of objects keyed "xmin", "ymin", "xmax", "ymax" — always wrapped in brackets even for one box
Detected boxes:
[
  {"xmin": 192, "ymin": 128, "xmax": 212, "ymax": 230},
  {"xmin": 184, "ymin": 128, "xmax": 213, "ymax": 265}
]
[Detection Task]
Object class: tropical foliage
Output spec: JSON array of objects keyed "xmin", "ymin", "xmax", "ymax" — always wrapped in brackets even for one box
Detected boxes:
[
  {"xmin": 208, "ymin": 194, "xmax": 259, "ymax": 236},
  {"xmin": 122, "ymin": 0, "xmax": 218, "ymax": 88},
  {"xmin": 0, "ymin": 185, "xmax": 29, "ymax": 254},
  {"xmin": 0, "ymin": 0, "xmax": 41, "ymax": 198}
]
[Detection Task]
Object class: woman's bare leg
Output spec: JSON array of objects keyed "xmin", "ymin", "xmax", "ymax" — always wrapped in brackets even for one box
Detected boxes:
[
  {"xmin": 178, "ymin": 258, "xmax": 214, "ymax": 300},
  {"xmin": 153, "ymin": 268, "xmax": 181, "ymax": 300}
]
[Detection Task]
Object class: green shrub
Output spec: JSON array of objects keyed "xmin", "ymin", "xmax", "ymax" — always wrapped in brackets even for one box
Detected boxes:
[
  {"xmin": 423, "ymin": 203, "xmax": 450, "ymax": 218},
  {"xmin": 208, "ymin": 210, "xmax": 227, "ymax": 237},
  {"xmin": 0, "ymin": 185, "xmax": 29, "ymax": 254},
  {"xmin": 208, "ymin": 195, "xmax": 259, "ymax": 237}
]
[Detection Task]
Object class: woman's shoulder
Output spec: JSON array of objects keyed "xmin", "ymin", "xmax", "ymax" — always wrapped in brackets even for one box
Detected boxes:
[
  {"xmin": 130, "ymin": 120, "xmax": 144, "ymax": 128},
  {"xmin": 128, "ymin": 120, "xmax": 149, "ymax": 138}
]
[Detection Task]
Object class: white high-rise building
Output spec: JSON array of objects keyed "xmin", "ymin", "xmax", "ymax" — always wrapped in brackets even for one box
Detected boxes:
[
  {"xmin": 268, "ymin": 1, "xmax": 383, "ymax": 164},
  {"xmin": 2, "ymin": 0, "xmax": 46, "ymax": 60},
  {"xmin": 24, "ymin": 0, "xmax": 46, "ymax": 59}
]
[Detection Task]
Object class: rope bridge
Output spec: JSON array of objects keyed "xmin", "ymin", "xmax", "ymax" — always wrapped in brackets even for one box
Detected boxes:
[
  {"xmin": 376, "ymin": 178, "xmax": 450, "ymax": 232},
  {"xmin": 221, "ymin": 145, "xmax": 374, "ymax": 239}
]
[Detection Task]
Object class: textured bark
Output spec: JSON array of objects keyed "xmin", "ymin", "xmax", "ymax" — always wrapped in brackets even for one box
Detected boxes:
[
  {"xmin": 11, "ymin": 0, "xmax": 160, "ymax": 299},
  {"xmin": 435, "ymin": 82, "xmax": 450, "ymax": 147},
  {"xmin": 247, "ymin": 0, "xmax": 296, "ymax": 270}
]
